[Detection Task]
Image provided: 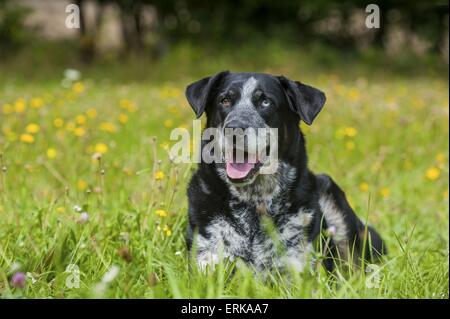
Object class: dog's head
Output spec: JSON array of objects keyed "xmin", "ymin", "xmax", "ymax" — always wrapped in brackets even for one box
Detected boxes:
[{"xmin": 186, "ymin": 71, "xmax": 326, "ymax": 185}]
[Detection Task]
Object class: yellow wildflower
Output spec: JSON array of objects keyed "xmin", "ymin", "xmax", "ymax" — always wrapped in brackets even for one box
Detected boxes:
[
  {"xmin": 380, "ymin": 187, "xmax": 390, "ymax": 198},
  {"xmin": 95, "ymin": 143, "xmax": 108, "ymax": 154},
  {"xmin": 164, "ymin": 119, "xmax": 174, "ymax": 128},
  {"xmin": 118, "ymin": 113, "xmax": 129, "ymax": 124},
  {"xmin": 119, "ymin": 99, "xmax": 138, "ymax": 112},
  {"xmin": 72, "ymin": 81, "xmax": 85, "ymax": 94},
  {"xmin": 77, "ymin": 179, "xmax": 88, "ymax": 191},
  {"xmin": 425, "ymin": 167, "xmax": 440, "ymax": 181},
  {"xmin": 74, "ymin": 127, "xmax": 86, "ymax": 137},
  {"xmin": 56, "ymin": 207, "xmax": 66, "ymax": 213},
  {"xmin": 348, "ymin": 89, "xmax": 360, "ymax": 101},
  {"xmin": 155, "ymin": 209, "xmax": 168, "ymax": 217},
  {"xmin": 359, "ymin": 182, "xmax": 369, "ymax": 192},
  {"xmin": 162, "ymin": 224, "xmax": 172, "ymax": 236},
  {"xmin": 160, "ymin": 142, "xmax": 169, "ymax": 150},
  {"xmin": 86, "ymin": 108, "xmax": 97, "ymax": 119},
  {"xmin": 75, "ymin": 115, "xmax": 87, "ymax": 125},
  {"xmin": 47, "ymin": 148, "xmax": 57, "ymax": 159},
  {"xmin": 20, "ymin": 134, "xmax": 34, "ymax": 143},
  {"xmin": 154, "ymin": 171, "xmax": 165, "ymax": 181},
  {"xmin": 25, "ymin": 123, "xmax": 40, "ymax": 134},
  {"xmin": 344, "ymin": 127, "xmax": 358, "ymax": 137},
  {"xmin": 54, "ymin": 118, "xmax": 64, "ymax": 128},
  {"xmin": 30, "ymin": 97, "xmax": 44, "ymax": 109},
  {"xmin": 14, "ymin": 98, "xmax": 26, "ymax": 113},
  {"xmin": 100, "ymin": 122, "xmax": 117, "ymax": 133}
]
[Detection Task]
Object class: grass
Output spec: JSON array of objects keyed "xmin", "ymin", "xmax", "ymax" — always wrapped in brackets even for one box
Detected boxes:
[{"xmin": 0, "ymin": 41, "xmax": 448, "ymax": 298}]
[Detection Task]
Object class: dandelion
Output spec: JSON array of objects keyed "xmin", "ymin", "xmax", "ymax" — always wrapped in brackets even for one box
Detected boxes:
[
  {"xmin": 160, "ymin": 142, "xmax": 169, "ymax": 150},
  {"xmin": 11, "ymin": 272, "xmax": 26, "ymax": 288},
  {"xmin": 163, "ymin": 225, "xmax": 172, "ymax": 237},
  {"xmin": 56, "ymin": 207, "xmax": 65, "ymax": 213},
  {"xmin": 359, "ymin": 182, "xmax": 369, "ymax": 192},
  {"xmin": 155, "ymin": 209, "xmax": 168, "ymax": 217},
  {"xmin": 425, "ymin": 167, "xmax": 440, "ymax": 181},
  {"xmin": 72, "ymin": 81, "xmax": 85, "ymax": 94},
  {"xmin": 54, "ymin": 118, "xmax": 64, "ymax": 128},
  {"xmin": 77, "ymin": 179, "xmax": 88, "ymax": 191},
  {"xmin": 100, "ymin": 122, "xmax": 117, "ymax": 133},
  {"xmin": 25, "ymin": 123, "xmax": 40, "ymax": 134},
  {"xmin": 118, "ymin": 113, "xmax": 129, "ymax": 124},
  {"xmin": 20, "ymin": 134, "xmax": 34, "ymax": 143},
  {"xmin": 348, "ymin": 89, "xmax": 360, "ymax": 101},
  {"xmin": 74, "ymin": 127, "xmax": 86, "ymax": 137},
  {"xmin": 119, "ymin": 99, "xmax": 132, "ymax": 109},
  {"xmin": 119, "ymin": 99, "xmax": 137, "ymax": 112},
  {"xmin": 163, "ymin": 119, "xmax": 174, "ymax": 128},
  {"xmin": 14, "ymin": 98, "xmax": 26, "ymax": 113},
  {"xmin": 75, "ymin": 115, "xmax": 87, "ymax": 125},
  {"xmin": 30, "ymin": 97, "xmax": 44, "ymax": 109},
  {"xmin": 86, "ymin": 108, "xmax": 97, "ymax": 119},
  {"xmin": 344, "ymin": 127, "xmax": 358, "ymax": 137},
  {"xmin": 95, "ymin": 143, "xmax": 108, "ymax": 154},
  {"xmin": 154, "ymin": 171, "xmax": 165, "ymax": 181},
  {"xmin": 380, "ymin": 187, "xmax": 390, "ymax": 198},
  {"xmin": 47, "ymin": 148, "xmax": 57, "ymax": 159}
]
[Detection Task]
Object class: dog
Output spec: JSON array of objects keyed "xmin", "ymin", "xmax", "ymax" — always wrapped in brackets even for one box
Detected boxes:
[{"xmin": 184, "ymin": 71, "xmax": 385, "ymax": 272}]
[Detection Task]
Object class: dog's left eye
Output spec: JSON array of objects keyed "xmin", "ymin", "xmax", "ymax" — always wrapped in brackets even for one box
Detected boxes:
[{"xmin": 261, "ymin": 99, "xmax": 271, "ymax": 107}]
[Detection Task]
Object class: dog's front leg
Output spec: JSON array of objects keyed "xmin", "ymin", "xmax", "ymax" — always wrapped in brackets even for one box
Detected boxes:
[
  {"xmin": 194, "ymin": 234, "xmax": 224, "ymax": 272},
  {"xmin": 277, "ymin": 210, "xmax": 315, "ymax": 272}
]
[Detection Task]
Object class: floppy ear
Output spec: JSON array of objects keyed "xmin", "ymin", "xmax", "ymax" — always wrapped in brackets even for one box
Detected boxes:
[
  {"xmin": 277, "ymin": 76, "xmax": 326, "ymax": 125},
  {"xmin": 185, "ymin": 71, "xmax": 229, "ymax": 118}
]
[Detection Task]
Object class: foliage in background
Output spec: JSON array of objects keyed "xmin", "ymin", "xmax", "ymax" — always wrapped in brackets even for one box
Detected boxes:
[{"xmin": 0, "ymin": 0, "xmax": 30, "ymax": 56}]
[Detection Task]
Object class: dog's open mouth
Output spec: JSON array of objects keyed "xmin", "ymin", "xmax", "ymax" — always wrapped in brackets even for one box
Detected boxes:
[{"xmin": 225, "ymin": 150, "xmax": 264, "ymax": 183}]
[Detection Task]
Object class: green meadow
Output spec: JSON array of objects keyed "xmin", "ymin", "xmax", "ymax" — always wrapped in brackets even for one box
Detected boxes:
[{"xmin": 0, "ymin": 42, "xmax": 448, "ymax": 298}]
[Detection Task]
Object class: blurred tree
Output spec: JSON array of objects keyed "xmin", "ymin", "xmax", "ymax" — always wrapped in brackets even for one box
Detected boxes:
[
  {"xmin": 0, "ymin": 0, "xmax": 30, "ymax": 56},
  {"xmin": 70, "ymin": 0, "xmax": 448, "ymax": 61}
]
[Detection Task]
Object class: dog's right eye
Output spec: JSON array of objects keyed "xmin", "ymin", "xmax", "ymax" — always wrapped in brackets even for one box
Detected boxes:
[{"xmin": 221, "ymin": 98, "xmax": 231, "ymax": 107}]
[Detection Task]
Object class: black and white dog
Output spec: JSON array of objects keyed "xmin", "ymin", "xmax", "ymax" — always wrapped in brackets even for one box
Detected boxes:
[{"xmin": 185, "ymin": 71, "xmax": 385, "ymax": 272}]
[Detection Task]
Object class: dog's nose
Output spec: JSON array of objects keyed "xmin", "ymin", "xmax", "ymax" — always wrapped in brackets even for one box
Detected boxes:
[{"xmin": 224, "ymin": 121, "xmax": 249, "ymax": 130}]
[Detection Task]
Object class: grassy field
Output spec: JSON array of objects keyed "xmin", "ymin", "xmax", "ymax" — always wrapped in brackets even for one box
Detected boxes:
[{"xmin": 0, "ymin": 42, "xmax": 448, "ymax": 298}]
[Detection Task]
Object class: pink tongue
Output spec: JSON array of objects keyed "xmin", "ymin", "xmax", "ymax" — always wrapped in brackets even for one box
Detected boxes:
[{"xmin": 226, "ymin": 162, "xmax": 255, "ymax": 179}]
